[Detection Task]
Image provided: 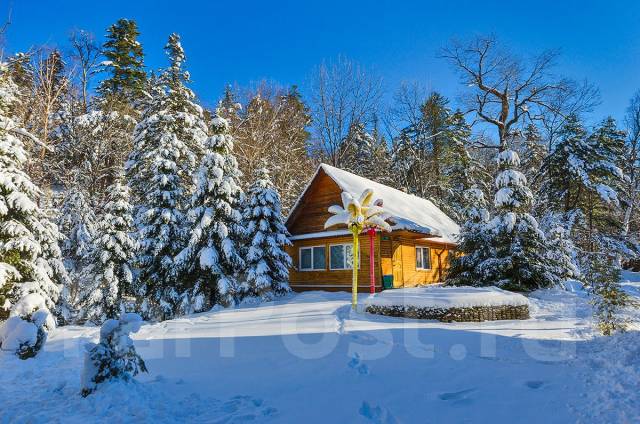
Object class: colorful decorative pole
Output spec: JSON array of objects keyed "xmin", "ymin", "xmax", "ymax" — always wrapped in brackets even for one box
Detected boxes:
[
  {"xmin": 324, "ymin": 189, "xmax": 390, "ymax": 310},
  {"xmin": 350, "ymin": 223, "xmax": 362, "ymax": 308},
  {"xmin": 367, "ymin": 227, "xmax": 376, "ymax": 294}
]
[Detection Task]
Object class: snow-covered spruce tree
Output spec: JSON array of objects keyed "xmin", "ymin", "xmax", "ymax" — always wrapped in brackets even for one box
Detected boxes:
[
  {"xmin": 174, "ymin": 116, "xmax": 245, "ymax": 312},
  {"xmin": 129, "ymin": 90, "xmax": 186, "ymax": 319},
  {"xmin": 78, "ymin": 176, "xmax": 137, "ymax": 324},
  {"xmin": 482, "ymin": 150, "xmax": 562, "ymax": 291},
  {"xmin": 127, "ymin": 33, "xmax": 206, "ymax": 207},
  {"xmin": 126, "ymin": 34, "xmax": 207, "ymax": 319},
  {"xmin": 445, "ymin": 187, "xmax": 493, "ymax": 286},
  {"xmin": 586, "ymin": 253, "xmax": 632, "ymax": 335},
  {"xmin": 241, "ymin": 167, "xmax": 292, "ymax": 299},
  {"xmin": 544, "ymin": 114, "xmax": 625, "ymax": 225},
  {"xmin": 0, "ymin": 293, "xmax": 56, "ymax": 359},
  {"xmin": 81, "ymin": 313, "xmax": 147, "ymax": 396},
  {"xmin": 340, "ymin": 121, "xmax": 391, "ymax": 184},
  {"xmin": 539, "ymin": 212, "xmax": 581, "ymax": 285},
  {"xmin": 0, "ymin": 63, "xmax": 67, "ymax": 317},
  {"xmin": 440, "ymin": 111, "xmax": 480, "ymax": 222},
  {"xmin": 57, "ymin": 189, "xmax": 96, "ymax": 301}
]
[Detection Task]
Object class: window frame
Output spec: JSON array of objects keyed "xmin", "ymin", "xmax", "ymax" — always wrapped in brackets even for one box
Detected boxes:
[
  {"xmin": 329, "ymin": 243, "xmax": 360, "ymax": 271},
  {"xmin": 416, "ymin": 246, "xmax": 432, "ymax": 270},
  {"xmin": 299, "ymin": 245, "xmax": 326, "ymax": 271}
]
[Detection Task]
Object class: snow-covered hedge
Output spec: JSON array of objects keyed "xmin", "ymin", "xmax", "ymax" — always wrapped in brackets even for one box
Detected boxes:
[
  {"xmin": 364, "ymin": 287, "xmax": 530, "ymax": 322},
  {"xmin": 0, "ymin": 293, "xmax": 56, "ymax": 359},
  {"xmin": 81, "ymin": 313, "xmax": 147, "ymax": 397}
]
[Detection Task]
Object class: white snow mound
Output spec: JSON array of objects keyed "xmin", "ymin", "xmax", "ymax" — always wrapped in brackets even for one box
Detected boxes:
[{"xmin": 363, "ymin": 286, "xmax": 529, "ymax": 309}]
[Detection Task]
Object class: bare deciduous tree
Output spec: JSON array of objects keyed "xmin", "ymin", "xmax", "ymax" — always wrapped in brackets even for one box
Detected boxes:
[
  {"xmin": 222, "ymin": 82, "xmax": 314, "ymax": 211},
  {"xmin": 309, "ymin": 56, "xmax": 383, "ymax": 166},
  {"xmin": 69, "ymin": 29, "xmax": 100, "ymax": 112},
  {"xmin": 441, "ymin": 35, "xmax": 569, "ymax": 150},
  {"xmin": 623, "ymin": 91, "xmax": 640, "ymax": 238},
  {"xmin": 539, "ymin": 78, "xmax": 600, "ymax": 151}
]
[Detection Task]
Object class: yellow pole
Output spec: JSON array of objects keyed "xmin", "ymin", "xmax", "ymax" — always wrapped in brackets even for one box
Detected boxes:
[{"xmin": 351, "ymin": 226, "xmax": 360, "ymax": 309}]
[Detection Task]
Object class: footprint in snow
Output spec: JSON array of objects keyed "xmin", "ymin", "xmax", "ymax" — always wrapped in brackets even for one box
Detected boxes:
[
  {"xmin": 438, "ymin": 388, "xmax": 476, "ymax": 403},
  {"xmin": 525, "ymin": 380, "xmax": 545, "ymax": 389},
  {"xmin": 348, "ymin": 353, "xmax": 370, "ymax": 375},
  {"xmin": 359, "ymin": 401, "xmax": 399, "ymax": 424},
  {"xmin": 212, "ymin": 396, "xmax": 277, "ymax": 423}
]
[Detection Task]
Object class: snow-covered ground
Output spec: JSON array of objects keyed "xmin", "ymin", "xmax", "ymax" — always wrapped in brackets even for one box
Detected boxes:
[{"xmin": 1, "ymin": 280, "xmax": 640, "ymax": 423}]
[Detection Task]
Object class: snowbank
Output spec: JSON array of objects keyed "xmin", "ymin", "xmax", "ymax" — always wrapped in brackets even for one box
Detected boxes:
[{"xmin": 364, "ymin": 286, "xmax": 529, "ymax": 309}]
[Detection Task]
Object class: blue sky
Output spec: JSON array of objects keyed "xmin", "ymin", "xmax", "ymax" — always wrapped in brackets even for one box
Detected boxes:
[{"xmin": 5, "ymin": 0, "xmax": 640, "ymax": 123}]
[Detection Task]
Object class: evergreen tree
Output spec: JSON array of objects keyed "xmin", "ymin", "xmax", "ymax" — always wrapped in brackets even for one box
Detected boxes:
[
  {"xmin": 98, "ymin": 18, "xmax": 146, "ymax": 105},
  {"xmin": 217, "ymin": 85, "xmax": 242, "ymax": 128},
  {"xmin": 483, "ymin": 150, "xmax": 559, "ymax": 291},
  {"xmin": 439, "ymin": 111, "xmax": 479, "ymax": 222},
  {"xmin": 392, "ymin": 93, "xmax": 477, "ymax": 214},
  {"xmin": 540, "ymin": 212, "xmax": 581, "ymax": 284},
  {"xmin": 126, "ymin": 34, "xmax": 208, "ymax": 319},
  {"xmin": 58, "ymin": 189, "xmax": 96, "ymax": 275},
  {"xmin": 81, "ymin": 313, "xmax": 147, "ymax": 396},
  {"xmin": 174, "ymin": 116, "xmax": 245, "ymax": 312},
  {"xmin": 129, "ymin": 83, "xmax": 187, "ymax": 319},
  {"xmin": 241, "ymin": 167, "xmax": 292, "ymax": 299},
  {"xmin": 340, "ymin": 121, "xmax": 392, "ymax": 184},
  {"xmin": 586, "ymin": 253, "xmax": 632, "ymax": 335},
  {"xmin": 519, "ymin": 124, "xmax": 547, "ymax": 198},
  {"xmin": 0, "ymin": 63, "xmax": 67, "ymax": 314},
  {"xmin": 78, "ymin": 176, "xmax": 137, "ymax": 324},
  {"xmin": 445, "ymin": 187, "xmax": 493, "ymax": 286},
  {"xmin": 545, "ymin": 114, "xmax": 623, "ymax": 214},
  {"xmin": 56, "ymin": 188, "xmax": 96, "ymax": 316},
  {"xmin": 126, "ymin": 33, "xmax": 206, "ymax": 208}
]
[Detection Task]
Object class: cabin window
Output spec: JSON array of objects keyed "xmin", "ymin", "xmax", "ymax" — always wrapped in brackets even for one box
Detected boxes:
[
  {"xmin": 299, "ymin": 246, "xmax": 325, "ymax": 271},
  {"xmin": 416, "ymin": 246, "xmax": 431, "ymax": 270},
  {"xmin": 329, "ymin": 244, "xmax": 359, "ymax": 270}
]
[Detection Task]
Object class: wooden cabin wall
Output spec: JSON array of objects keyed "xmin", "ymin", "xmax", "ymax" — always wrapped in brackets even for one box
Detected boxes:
[
  {"xmin": 286, "ymin": 234, "xmax": 382, "ymax": 292},
  {"xmin": 391, "ymin": 237, "xmax": 451, "ymax": 287}
]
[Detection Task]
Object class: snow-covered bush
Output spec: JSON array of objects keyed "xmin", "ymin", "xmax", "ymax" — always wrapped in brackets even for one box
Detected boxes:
[
  {"xmin": 81, "ymin": 313, "xmax": 147, "ymax": 397},
  {"xmin": 0, "ymin": 293, "xmax": 56, "ymax": 359}
]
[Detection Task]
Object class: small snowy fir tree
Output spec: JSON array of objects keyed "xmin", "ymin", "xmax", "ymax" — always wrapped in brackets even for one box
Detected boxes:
[
  {"xmin": 484, "ymin": 150, "xmax": 558, "ymax": 291},
  {"xmin": 57, "ymin": 189, "xmax": 96, "ymax": 309},
  {"xmin": 174, "ymin": 116, "xmax": 245, "ymax": 312},
  {"xmin": 340, "ymin": 121, "xmax": 391, "ymax": 184},
  {"xmin": 241, "ymin": 167, "xmax": 292, "ymax": 299},
  {"xmin": 586, "ymin": 254, "xmax": 633, "ymax": 335},
  {"xmin": 0, "ymin": 62, "xmax": 67, "ymax": 316},
  {"xmin": 78, "ymin": 176, "xmax": 137, "ymax": 324},
  {"xmin": 81, "ymin": 313, "xmax": 147, "ymax": 396},
  {"xmin": 445, "ymin": 187, "xmax": 493, "ymax": 286},
  {"xmin": 540, "ymin": 212, "xmax": 581, "ymax": 285},
  {"xmin": 0, "ymin": 293, "xmax": 56, "ymax": 359}
]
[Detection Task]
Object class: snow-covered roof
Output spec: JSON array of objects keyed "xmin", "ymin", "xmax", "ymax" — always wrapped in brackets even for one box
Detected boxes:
[{"xmin": 288, "ymin": 164, "xmax": 460, "ymax": 243}]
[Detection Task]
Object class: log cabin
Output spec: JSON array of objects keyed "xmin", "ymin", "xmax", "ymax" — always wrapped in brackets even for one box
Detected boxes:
[{"xmin": 285, "ymin": 164, "xmax": 460, "ymax": 292}]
